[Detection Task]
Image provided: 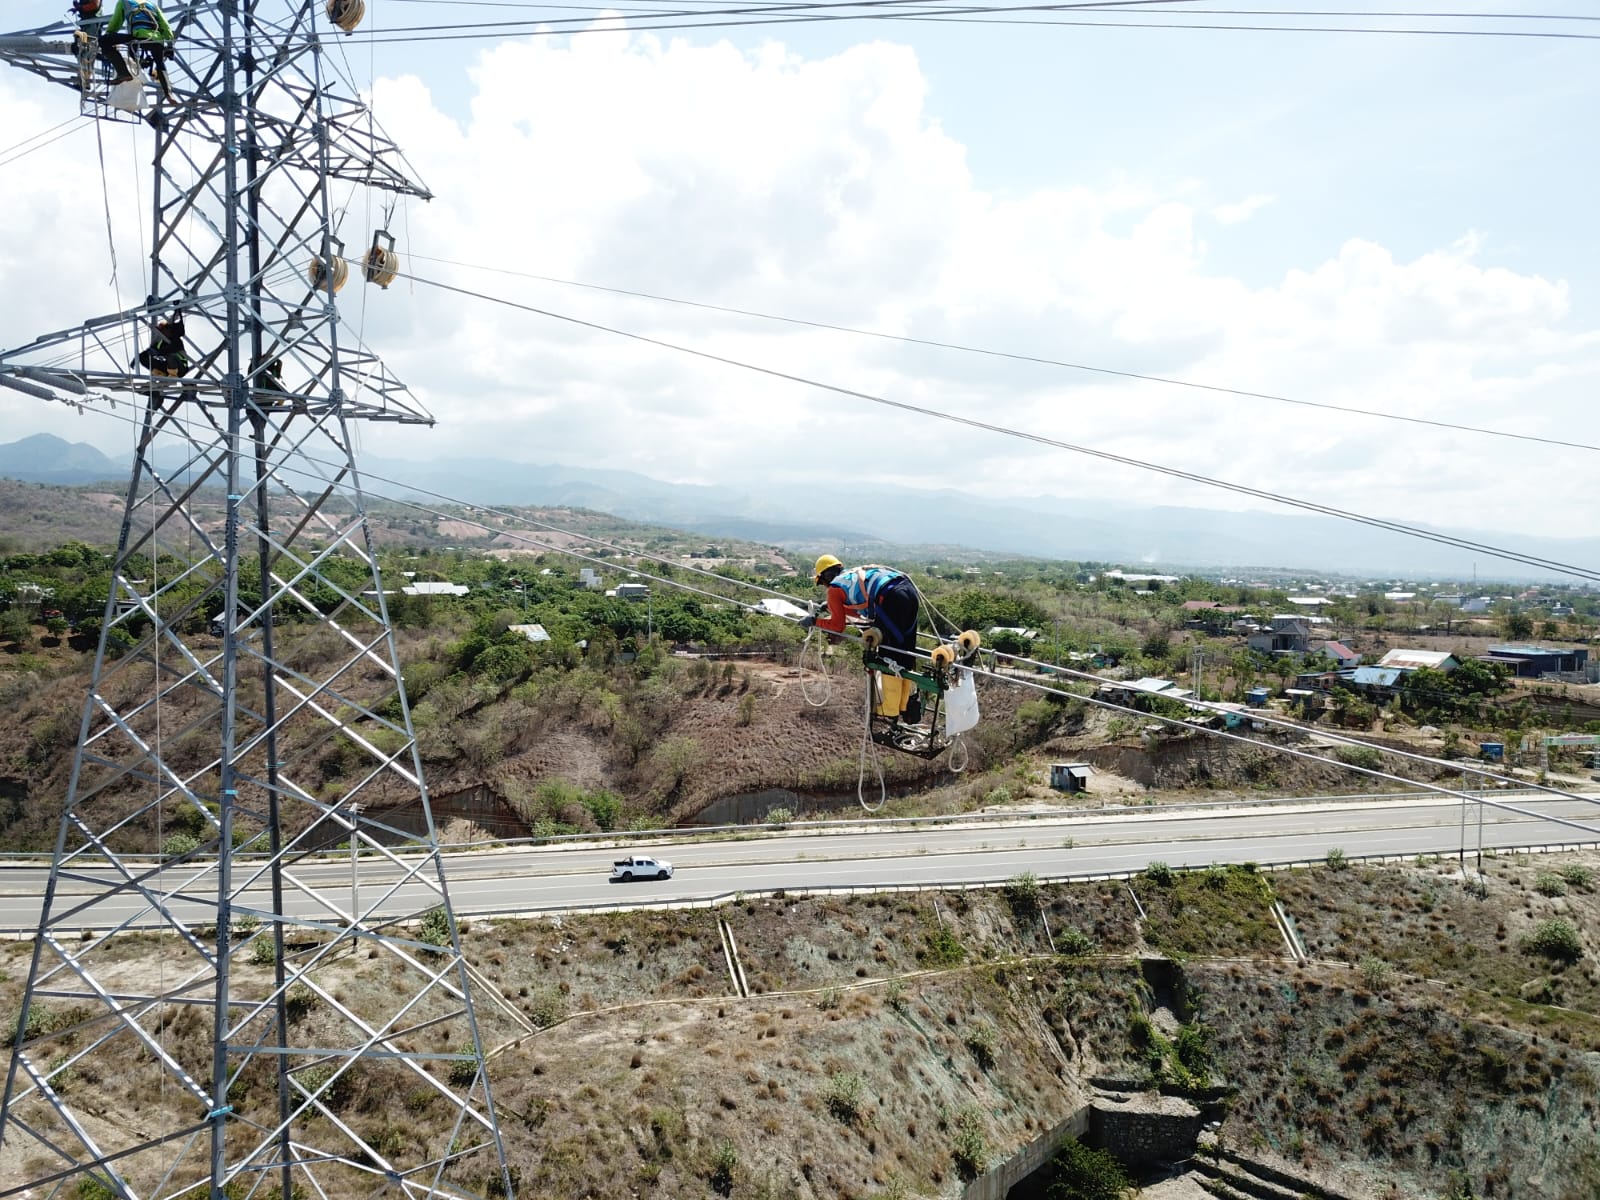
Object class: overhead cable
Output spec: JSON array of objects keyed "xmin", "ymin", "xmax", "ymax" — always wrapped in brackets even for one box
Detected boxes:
[
  {"xmin": 337, "ymin": 1, "xmax": 1600, "ymax": 44},
  {"xmin": 30, "ymin": 390, "xmax": 1600, "ymax": 827}
]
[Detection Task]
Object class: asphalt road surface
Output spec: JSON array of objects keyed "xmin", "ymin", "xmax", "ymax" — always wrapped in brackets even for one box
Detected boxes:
[{"xmin": 1, "ymin": 793, "xmax": 1596, "ymax": 933}]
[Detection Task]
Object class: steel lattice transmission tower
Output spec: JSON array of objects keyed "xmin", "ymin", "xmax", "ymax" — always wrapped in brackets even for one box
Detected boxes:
[{"xmin": 0, "ymin": 5, "xmax": 516, "ymax": 1197}]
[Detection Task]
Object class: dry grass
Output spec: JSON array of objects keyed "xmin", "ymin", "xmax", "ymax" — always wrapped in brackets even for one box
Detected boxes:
[
  {"xmin": 4, "ymin": 853, "xmax": 1598, "ymax": 1198},
  {"xmin": 1275, "ymin": 853, "xmax": 1600, "ymax": 1030}
]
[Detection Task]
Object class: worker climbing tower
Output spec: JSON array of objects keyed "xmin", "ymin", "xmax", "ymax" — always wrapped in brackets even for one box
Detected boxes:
[{"xmin": 0, "ymin": 6, "xmax": 515, "ymax": 1198}]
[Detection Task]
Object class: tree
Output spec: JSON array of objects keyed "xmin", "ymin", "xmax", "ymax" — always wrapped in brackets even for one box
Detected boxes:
[
  {"xmin": 1500, "ymin": 609, "xmax": 1533, "ymax": 642},
  {"xmin": 0, "ymin": 610, "xmax": 31, "ymax": 646}
]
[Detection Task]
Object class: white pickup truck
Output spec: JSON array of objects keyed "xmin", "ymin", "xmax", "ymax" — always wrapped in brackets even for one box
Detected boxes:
[{"xmin": 610, "ymin": 854, "xmax": 673, "ymax": 882}]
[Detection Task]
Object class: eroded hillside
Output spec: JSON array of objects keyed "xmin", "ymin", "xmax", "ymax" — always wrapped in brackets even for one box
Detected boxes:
[{"xmin": 6, "ymin": 853, "xmax": 1595, "ymax": 1198}]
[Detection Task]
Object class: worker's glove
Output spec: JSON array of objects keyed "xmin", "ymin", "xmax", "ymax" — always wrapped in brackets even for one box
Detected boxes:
[{"xmin": 799, "ymin": 615, "xmax": 816, "ymax": 629}]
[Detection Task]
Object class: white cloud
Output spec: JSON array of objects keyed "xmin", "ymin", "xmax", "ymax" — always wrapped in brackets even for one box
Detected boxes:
[
  {"xmin": 1212, "ymin": 193, "xmax": 1275, "ymax": 225},
  {"xmin": 2, "ymin": 24, "xmax": 1597, "ymax": 544}
]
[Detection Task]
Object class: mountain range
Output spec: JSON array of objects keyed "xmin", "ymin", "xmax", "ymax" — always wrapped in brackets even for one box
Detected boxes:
[{"xmin": 1, "ymin": 432, "xmax": 1590, "ymax": 582}]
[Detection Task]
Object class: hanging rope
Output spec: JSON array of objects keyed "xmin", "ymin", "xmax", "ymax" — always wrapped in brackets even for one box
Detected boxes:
[
  {"xmin": 856, "ymin": 677, "xmax": 886, "ymax": 814},
  {"xmin": 798, "ymin": 629, "xmax": 832, "ymax": 707},
  {"xmin": 95, "ymin": 123, "xmax": 120, "ymax": 294}
]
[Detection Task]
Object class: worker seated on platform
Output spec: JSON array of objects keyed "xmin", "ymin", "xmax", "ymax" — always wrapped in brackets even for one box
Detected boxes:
[
  {"xmin": 137, "ymin": 310, "xmax": 190, "ymax": 377},
  {"xmin": 801, "ymin": 555, "xmax": 924, "ymax": 724},
  {"xmin": 252, "ymin": 356, "xmax": 289, "ymax": 406},
  {"xmin": 99, "ymin": 0, "xmax": 174, "ymax": 85},
  {"xmin": 73, "ymin": 0, "xmax": 107, "ymax": 32}
]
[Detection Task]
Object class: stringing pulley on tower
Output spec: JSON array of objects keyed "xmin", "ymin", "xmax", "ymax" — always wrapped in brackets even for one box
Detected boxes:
[
  {"xmin": 326, "ymin": 0, "xmax": 365, "ymax": 33},
  {"xmin": 308, "ymin": 244, "xmax": 349, "ymax": 293},
  {"xmin": 364, "ymin": 228, "xmax": 399, "ymax": 288}
]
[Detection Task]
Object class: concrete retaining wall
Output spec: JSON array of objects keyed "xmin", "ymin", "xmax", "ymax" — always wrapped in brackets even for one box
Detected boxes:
[{"xmin": 959, "ymin": 1105, "xmax": 1090, "ymax": 1200}]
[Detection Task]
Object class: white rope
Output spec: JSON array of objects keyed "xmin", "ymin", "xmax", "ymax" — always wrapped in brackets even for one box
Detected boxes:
[
  {"xmin": 947, "ymin": 734, "xmax": 968, "ymax": 774},
  {"xmin": 856, "ymin": 678, "xmax": 887, "ymax": 814},
  {"xmin": 798, "ymin": 629, "xmax": 831, "ymax": 707}
]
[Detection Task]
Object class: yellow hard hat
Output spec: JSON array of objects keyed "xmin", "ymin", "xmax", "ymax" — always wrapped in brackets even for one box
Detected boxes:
[{"xmin": 813, "ymin": 554, "xmax": 842, "ymax": 584}]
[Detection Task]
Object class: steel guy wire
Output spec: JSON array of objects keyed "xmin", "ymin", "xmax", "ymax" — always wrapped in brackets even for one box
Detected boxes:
[
  {"xmin": 0, "ymin": 118, "xmax": 87, "ymax": 171},
  {"xmin": 404, "ymin": 251, "xmax": 1600, "ymax": 457},
  {"xmin": 396, "ymin": 269, "xmax": 1600, "ymax": 583}
]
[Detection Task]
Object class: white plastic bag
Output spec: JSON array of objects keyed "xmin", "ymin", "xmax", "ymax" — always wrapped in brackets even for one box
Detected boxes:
[
  {"xmin": 109, "ymin": 68, "xmax": 147, "ymax": 114},
  {"xmin": 944, "ymin": 667, "xmax": 979, "ymax": 735}
]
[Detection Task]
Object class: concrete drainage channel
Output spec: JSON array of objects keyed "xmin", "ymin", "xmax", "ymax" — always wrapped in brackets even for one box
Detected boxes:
[
  {"xmin": 960, "ymin": 1091, "xmax": 1356, "ymax": 1200},
  {"xmin": 717, "ymin": 916, "xmax": 750, "ymax": 997}
]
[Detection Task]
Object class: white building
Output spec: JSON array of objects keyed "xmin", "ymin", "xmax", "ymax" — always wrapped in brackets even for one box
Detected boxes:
[{"xmin": 756, "ymin": 597, "xmax": 809, "ymax": 619}]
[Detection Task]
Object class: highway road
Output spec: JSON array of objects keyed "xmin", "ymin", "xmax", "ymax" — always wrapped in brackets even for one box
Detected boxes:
[{"xmin": 1, "ymin": 793, "xmax": 1597, "ymax": 933}]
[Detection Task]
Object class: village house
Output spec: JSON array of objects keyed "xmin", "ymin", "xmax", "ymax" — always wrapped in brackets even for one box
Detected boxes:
[{"xmin": 1247, "ymin": 615, "xmax": 1312, "ymax": 656}]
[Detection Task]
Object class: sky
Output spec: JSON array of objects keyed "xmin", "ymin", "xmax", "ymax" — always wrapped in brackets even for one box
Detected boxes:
[{"xmin": 2, "ymin": 2, "xmax": 1599, "ymax": 548}]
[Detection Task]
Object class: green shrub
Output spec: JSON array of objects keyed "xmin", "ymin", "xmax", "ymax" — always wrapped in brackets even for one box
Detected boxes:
[
  {"xmin": 418, "ymin": 906, "xmax": 452, "ymax": 951},
  {"xmin": 1558, "ymin": 864, "xmax": 1593, "ymax": 890},
  {"xmin": 284, "ymin": 982, "xmax": 318, "ymax": 1021},
  {"xmin": 1002, "ymin": 871, "xmax": 1041, "ymax": 916},
  {"xmin": 448, "ymin": 1056, "xmax": 481, "ymax": 1087},
  {"xmin": 161, "ymin": 833, "xmax": 200, "ymax": 859},
  {"xmin": 885, "ymin": 978, "xmax": 907, "ymax": 1011},
  {"xmin": 75, "ymin": 1178, "xmax": 122, "ymax": 1200},
  {"xmin": 766, "ymin": 806, "xmax": 794, "ymax": 828},
  {"xmin": 526, "ymin": 987, "xmax": 566, "ymax": 1029},
  {"xmin": 1524, "ymin": 918, "xmax": 1584, "ymax": 962},
  {"xmin": 1359, "ymin": 957, "xmax": 1395, "ymax": 992},
  {"xmin": 825, "ymin": 1071, "xmax": 864, "ymax": 1122},
  {"xmin": 648, "ymin": 1107, "xmax": 686, "ymax": 1160},
  {"xmin": 1174, "ymin": 1023, "xmax": 1210, "ymax": 1078},
  {"xmin": 950, "ymin": 1106, "xmax": 988, "ymax": 1179},
  {"xmin": 708, "ymin": 1139, "xmax": 738, "ymax": 1196},
  {"xmin": 920, "ymin": 925, "xmax": 966, "ymax": 967},
  {"xmin": 816, "ymin": 986, "xmax": 842, "ymax": 1012},
  {"xmin": 295, "ymin": 1063, "xmax": 351, "ymax": 1109},
  {"xmin": 1036, "ymin": 1138, "xmax": 1131, "ymax": 1200},
  {"xmin": 4, "ymin": 1003, "xmax": 64, "ymax": 1047},
  {"xmin": 1335, "ymin": 745, "xmax": 1383, "ymax": 770},
  {"xmin": 1057, "ymin": 928, "xmax": 1096, "ymax": 957},
  {"xmin": 966, "ymin": 1021, "xmax": 998, "ymax": 1070},
  {"xmin": 581, "ymin": 789, "xmax": 623, "ymax": 832},
  {"xmin": 1143, "ymin": 861, "xmax": 1175, "ymax": 887},
  {"xmin": 1325, "ymin": 847, "xmax": 1348, "ymax": 871},
  {"xmin": 1534, "ymin": 873, "xmax": 1567, "ymax": 898}
]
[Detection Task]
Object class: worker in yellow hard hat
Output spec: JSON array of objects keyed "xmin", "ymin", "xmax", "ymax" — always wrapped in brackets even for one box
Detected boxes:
[
  {"xmin": 802, "ymin": 556, "xmax": 924, "ymax": 724},
  {"xmin": 802, "ymin": 557, "xmax": 920, "ymax": 672}
]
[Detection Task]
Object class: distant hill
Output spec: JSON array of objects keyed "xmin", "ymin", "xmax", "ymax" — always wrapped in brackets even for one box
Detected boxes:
[
  {"xmin": 2, "ymin": 433, "xmax": 1591, "ymax": 580},
  {"xmin": 0, "ymin": 433, "xmax": 124, "ymax": 485}
]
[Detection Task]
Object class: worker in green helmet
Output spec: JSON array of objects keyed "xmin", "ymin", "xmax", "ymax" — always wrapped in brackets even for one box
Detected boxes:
[{"xmin": 99, "ymin": 0, "xmax": 174, "ymax": 85}]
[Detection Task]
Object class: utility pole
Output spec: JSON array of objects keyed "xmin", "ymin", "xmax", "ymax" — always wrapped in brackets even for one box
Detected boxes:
[{"xmin": 0, "ymin": 9, "xmax": 512, "ymax": 1198}]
